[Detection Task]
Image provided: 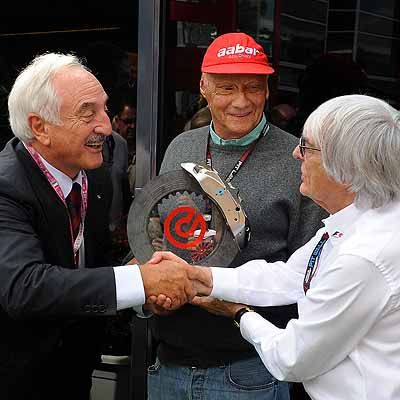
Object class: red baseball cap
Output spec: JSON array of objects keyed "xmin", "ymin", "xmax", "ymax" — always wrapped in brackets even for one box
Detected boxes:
[{"xmin": 201, "ymin": 32, "xmax": 274, "ymax": 75}]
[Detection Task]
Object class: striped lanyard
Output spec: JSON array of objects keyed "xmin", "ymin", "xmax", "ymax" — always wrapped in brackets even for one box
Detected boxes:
[
  {"xmin": 303, "ymin": 232, "xmax": 329, "ymax": 294},
  {"xmin": 25, "ymin": 144, "xmax": 88, "ymax": 265}
]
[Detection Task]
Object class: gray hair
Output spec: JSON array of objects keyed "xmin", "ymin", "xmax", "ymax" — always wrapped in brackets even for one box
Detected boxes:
[
  {"xmin": 8, "ymin": 52, "xmax": 88, "ymax": 143},
  {"xmin": 304, "ymin": 94, "xmax": 400, "ymax": 209}
]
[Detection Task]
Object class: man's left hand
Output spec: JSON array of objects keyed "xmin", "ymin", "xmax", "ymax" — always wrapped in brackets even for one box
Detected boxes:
[{"xmin": 190, "ymin": 296, "xmax": 246, "ymax": 318}]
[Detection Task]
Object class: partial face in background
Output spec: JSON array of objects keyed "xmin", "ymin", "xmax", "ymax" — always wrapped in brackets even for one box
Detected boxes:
[
  {"xmin": 113, "ymin": 105, "xmax": 136, "ymax": 140},
  {"xmin": 200, "ymin": 73, "xmax": 268, "ymax": 139},
  {"xmin": 40, "ymin": 67, "xmax": 112, "ymax": 178}
]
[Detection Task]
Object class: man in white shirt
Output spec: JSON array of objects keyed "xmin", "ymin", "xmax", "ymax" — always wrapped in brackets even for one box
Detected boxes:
[
  {"xmin": 151, "ymin": 94, "xmax": 400, "ymax": 400},
  {"xmin": 0, "ymin": 53, "xmax": 201, "ymax": 400}
]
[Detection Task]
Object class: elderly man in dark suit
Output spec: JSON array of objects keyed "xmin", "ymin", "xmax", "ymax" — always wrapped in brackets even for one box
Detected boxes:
[{"xmin": 0, "ymin": 52, "xmax": 198, "ymax": 400}]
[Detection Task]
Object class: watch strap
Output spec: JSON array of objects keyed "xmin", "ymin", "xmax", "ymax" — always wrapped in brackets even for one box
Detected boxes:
[{"xmin": 234, "ymin": 306, "xmax": 254, "ymax": 328}]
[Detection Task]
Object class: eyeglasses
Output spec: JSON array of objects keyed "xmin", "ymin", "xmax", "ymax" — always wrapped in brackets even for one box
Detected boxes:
[{"xmin": 298, "ymin": 136, "xmax": 321, "ymax": 157}]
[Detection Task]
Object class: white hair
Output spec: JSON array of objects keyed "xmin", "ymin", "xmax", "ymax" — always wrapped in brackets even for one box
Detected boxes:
[
  {"xmin": 8, "ymin": 52, "xmax": 88, "ymax": 143},
  {"xmin": 304, "ymin": 94, "xmax": 400, "ymax": 209}
]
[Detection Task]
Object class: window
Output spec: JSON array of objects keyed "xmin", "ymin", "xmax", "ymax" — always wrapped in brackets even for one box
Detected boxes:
[
  {"xmin": 328, "ymin": 10, "xmax": 356, "ymax": 31},
  {"xmin": 360, "ymin": 0, "xmax": 400, "ymax": 19},
  {"xmin": 357, "ymin": 33, "xmax": 399, "ymax": 77},
  {"xmin": 330, "ymin": 0, "xmax": 358, "ymax": 9},
  {"xmin": 280, "ymin": 16, "xmax": 326, "ymax": 65},
  {"xmin": 237, "ymin": 0, "xmax": 274, "ymax": 59},
  {"xmin": 326, "ymin": 32, "xmax": 355, "ymax": 53},
  {"xmin": 282, "ymin": 0, "xmax": 328, "ymax": 24},
  {"xmin": 359, "ymin": 12, "xmax": 400, "ymax": 37}
]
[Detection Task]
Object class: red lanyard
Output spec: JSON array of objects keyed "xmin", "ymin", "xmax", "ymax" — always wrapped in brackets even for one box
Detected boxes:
[
  {"xmin": 303, "ymin": 232, "xmax": 329, "ymax": 294},
  {"xmin": 25, "ymin": 144, "xmax": 88, "ymax": 265},
  {"xmin": 206, "ymin": 123, "xmax": 269, "ymax": 183}
]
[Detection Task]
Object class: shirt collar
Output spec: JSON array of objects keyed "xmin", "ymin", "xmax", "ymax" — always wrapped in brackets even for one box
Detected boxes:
[
  {"xmin": 39, "ymin": 154, "xmax": 83, "ymax": 198},
  {"xmin": 322, "ymin": 203, "xmax": 363, "ymax": 243},
  {"xmin": 210, "ymin": 114, "xmax": 267, "ymax": 147}
]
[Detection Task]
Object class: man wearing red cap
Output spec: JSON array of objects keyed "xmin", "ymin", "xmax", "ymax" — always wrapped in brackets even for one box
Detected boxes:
[{"xmin": 147, "ymin": 33, "xmax": 326, "ymax": 400}]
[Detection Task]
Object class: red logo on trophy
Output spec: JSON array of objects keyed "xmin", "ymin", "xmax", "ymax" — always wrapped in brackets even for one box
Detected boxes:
[{"xmin": 164, "ymin": 206, "xmax": 206, "ymax": 249}]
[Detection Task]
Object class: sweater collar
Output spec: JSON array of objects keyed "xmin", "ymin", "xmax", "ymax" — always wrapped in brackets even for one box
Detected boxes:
[{"xmin": 210, "ymin": 114, "xmax": 267, "ymax": 147}]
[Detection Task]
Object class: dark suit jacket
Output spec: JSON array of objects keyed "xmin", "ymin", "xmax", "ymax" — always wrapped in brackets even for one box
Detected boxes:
[{"xmin": 0, "ymin": 138, "xmax": 118, "ymax": 400}]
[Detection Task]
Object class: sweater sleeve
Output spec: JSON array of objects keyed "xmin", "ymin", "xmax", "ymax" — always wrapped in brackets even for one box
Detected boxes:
[{"xmin": 159, "ymin": 128, "xmax": 209, "ymax": 175}]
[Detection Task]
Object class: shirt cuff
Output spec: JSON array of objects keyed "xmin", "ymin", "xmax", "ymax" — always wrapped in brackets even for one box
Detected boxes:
[
  {"xmin": 133, "ymin": 305, "xmax": 153, "ymax": 318},
  {"xmin": 113, "ymin": 265, "xmax": 145, "ymax": 310},
  {"xmin": 240, "ymin": 311, "xmax": 281, "ymax": 344},
  {"xmin": 210, "ymin": 266, "xmax": 239, "ymax": 301}
]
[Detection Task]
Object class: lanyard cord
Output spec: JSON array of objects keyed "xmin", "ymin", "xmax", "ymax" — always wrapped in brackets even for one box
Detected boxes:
[
  {"xmin": 303, "ymin": 232, "xmax": 329, "ymax": 294},
  {"xmin": 206, "ymin": 122, "xmax": 269, "ymax": 183},
  {"xmin": 25, "ymin": 144, "xmax": 88, "ymax": 265}
]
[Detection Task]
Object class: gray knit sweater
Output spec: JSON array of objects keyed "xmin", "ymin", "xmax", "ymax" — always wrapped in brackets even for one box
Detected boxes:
[{"xmin": 153, "ymin": 124, "xmax": 328, "ymax": 366}]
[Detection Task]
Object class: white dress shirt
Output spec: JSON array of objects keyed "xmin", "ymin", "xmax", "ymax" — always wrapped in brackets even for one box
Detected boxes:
[
  {"xmin": 211, "ymin": 202, "xmax": 400, "ymax": 400},
  {"xmin": 39, "ymin": 155, "xmax": 145, "ymax": 310}
]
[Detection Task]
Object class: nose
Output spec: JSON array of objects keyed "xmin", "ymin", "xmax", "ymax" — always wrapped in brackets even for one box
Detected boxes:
[
  {"xmin": 231, "ymin": 89, "xmax": 251, "ymax": 108},
  {"xmin": 94, "ymin": 110, "xmax": 112, "ymax": 137},
  {"xmin": 293, "ymin": 144, "xmax": 303, "ymax": 161}
]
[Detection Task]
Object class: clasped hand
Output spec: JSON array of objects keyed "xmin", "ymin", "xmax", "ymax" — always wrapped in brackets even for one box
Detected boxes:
[{"xmin": 139, "ymin": 251, "xmax": 213, "ymax": 311}]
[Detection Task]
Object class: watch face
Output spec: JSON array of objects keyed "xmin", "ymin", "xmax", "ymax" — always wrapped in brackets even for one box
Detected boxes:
[{"xmin": 127, "ymin": 169, "xmax": 241, "ymax": 266}]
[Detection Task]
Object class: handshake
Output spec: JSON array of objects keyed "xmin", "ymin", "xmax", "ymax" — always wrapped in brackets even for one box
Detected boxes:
[{"xmin": 138, "ymin": 251, "xmax": 213, "ymax": 311}]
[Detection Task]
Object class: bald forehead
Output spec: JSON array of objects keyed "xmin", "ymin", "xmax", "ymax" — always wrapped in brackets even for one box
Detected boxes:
[
  {"xmin": 52, "ymin": 66, "xmax": 108, "ymax": 112},
  {"xmin": 53, "ymin": 65, "xmax": 93, "ymax": 86}
]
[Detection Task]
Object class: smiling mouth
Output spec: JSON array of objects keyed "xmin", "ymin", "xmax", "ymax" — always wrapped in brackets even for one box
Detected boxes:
[
  {"xmin": 85, "ymin": 137, "xmax": 105, "ymax": 149},
  {"xmin": 231, "ymin": 113, "xmax": 251, "ymax": 118},
  {"xmin": 85, "ymin": 135, "xmax": 106, "ymax": 150}
]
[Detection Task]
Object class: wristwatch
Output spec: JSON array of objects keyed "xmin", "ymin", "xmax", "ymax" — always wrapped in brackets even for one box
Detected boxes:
[{"xmin": 234, "ymin": 306, "xmax": 254, "ymax": 328}]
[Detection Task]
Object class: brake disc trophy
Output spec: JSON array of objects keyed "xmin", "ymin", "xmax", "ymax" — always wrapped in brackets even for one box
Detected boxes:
[{"xmin": 127, "ymin": 163, "xmax": 250, "ymax": 266}]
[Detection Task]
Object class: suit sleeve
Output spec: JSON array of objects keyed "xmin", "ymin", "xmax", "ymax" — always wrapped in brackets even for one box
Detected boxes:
[{"xmin": 0, "ymin": 180, "xmax": 118, "ymax": 320}]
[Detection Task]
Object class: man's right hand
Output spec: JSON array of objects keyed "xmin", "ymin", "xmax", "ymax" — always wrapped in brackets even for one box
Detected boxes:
[
  {"xmin": 145, "ymin": 251, "xmax": 214, "ymax": 309},
  {"xmin": 139, "ymin": 259, "xmax": 197, "ymax": 310},
  {"xmin": 149, "ymin": 251, "xmax": 213, "ymax": 296}
]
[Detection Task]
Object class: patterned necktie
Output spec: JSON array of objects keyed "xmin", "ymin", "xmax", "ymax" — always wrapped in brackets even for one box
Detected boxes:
[{"xmin": 66, "ymin": 182, "xmax": 82, "ymax": 241}]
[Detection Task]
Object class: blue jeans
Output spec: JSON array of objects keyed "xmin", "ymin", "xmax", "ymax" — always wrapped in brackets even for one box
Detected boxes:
[{"xmin": 147, "ymin": 355, "xmax": 290, "ymax": 400}]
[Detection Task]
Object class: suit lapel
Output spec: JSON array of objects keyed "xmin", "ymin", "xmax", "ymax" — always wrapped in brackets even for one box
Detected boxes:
[
  {"xmin": 15, "ymin": 141, "xmax": 75, "ymax": 266},
  {"xmin": 13, "ymin": 139, "xmax": 112, "ymax": 268}
]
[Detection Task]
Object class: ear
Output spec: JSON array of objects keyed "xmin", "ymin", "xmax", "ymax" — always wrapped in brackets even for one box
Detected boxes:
[
  {"xmin": 199, "ymin": 76, "xmax": 207, "ymax": 98},
  {"xmin": 265, "ymin": 83, "xmax": 270, "ymax": 101},
  {"xmin": 27, "ymin": 113, "xmax": 50, "ymax": 146}
]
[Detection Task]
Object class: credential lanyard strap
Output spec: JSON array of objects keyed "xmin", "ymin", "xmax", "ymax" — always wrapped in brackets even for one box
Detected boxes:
[
  {"xmin": 206, "ymin": 122, "xmax": 269, "ymax": 183},
  {"xmin": 303, "ymin": 232, "xmax": 329, "ymax": 294},
  {"xmin": 25, "ymin": 144, "xmax": 88, "ymax": 265}
]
